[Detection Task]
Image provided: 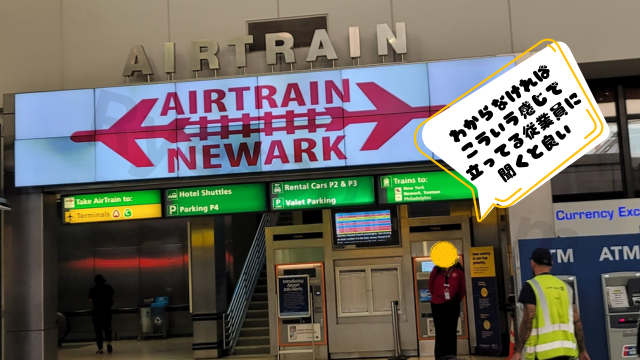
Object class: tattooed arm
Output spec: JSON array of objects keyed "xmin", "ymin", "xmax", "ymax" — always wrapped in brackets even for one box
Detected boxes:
[
  {"xmin": 514, "ymin": 303, "xmax": 536, "ymax": 353},
  {"xmin": 574, "ymin": 305, "xmax": 591, "ymax": 360}
]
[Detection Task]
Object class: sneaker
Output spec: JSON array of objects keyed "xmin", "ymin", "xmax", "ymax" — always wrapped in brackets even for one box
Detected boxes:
[
  {"xmin": 96, "ymin": 350, "xmax": 103, "ymax": 354},
  {"xmin": 107, "ymin": 344, "xmax": 113, "ymax": 354}
]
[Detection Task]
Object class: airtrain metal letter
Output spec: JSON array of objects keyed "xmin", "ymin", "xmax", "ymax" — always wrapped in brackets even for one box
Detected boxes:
[
  {"xmin": 164, "ymin": 42, "xmax": 176, "ymax": 74},
  {"xmin": 227, "ymin": 35, "xmax": 254, "ymax": 68},
  {"xmin": 265, "ymin": 32, "xmax": 296, "ymax": 65},
  {"xmin": 306, "ymin": 29, "xmax": 338, "ymax": 62},
  {"xmin": 376, "ymin": 22, "xmax": 407, "ymax": 56},
  {"xmin": 122, "ymin": 23, "xmax": 408, "ymax": 79},
  {"xmin": 122, "ymin": 45, "xmax": 154, "ymax": 77},
  {"xmin": 349, "ymin": 26, "xmax": 361, "ymax": 59},
  {"xmin": 190, "ymin": 40, "xmax": 220, "ymax": 71}
]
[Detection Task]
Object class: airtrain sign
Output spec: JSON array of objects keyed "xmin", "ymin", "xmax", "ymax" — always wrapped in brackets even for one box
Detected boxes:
[
  {"xmin": 15, "ymin": 51, "xmax": 515, "ymax": 187},
  {"xmin": 123, "ymin": 23, "xmax": 408, "ymax": 78}
]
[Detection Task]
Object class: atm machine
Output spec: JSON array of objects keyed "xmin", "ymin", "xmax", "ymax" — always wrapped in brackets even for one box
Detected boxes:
[
  {"xmin": 557, "ymin": 275, "xmax": 580, "ymax": 312},
  {"xmin": 413, "ymin": 255, "xmax": 469, "ymax": 354},
  {"xmin": 602, "ymin": 272, "xmax": 640, "ymax": 360},
  {"xmin": 275, "ymin": 263, "xmax": 327, "ymax": 350}
]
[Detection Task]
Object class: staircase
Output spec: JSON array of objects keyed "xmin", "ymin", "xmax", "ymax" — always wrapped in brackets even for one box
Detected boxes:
[
  {"xmin": 234, "ymin": 265, "xmax": 270, "ymax": 355},
  {"xmin": 224, "ymin": 213, "xmax": 278, "ymax": 355}
]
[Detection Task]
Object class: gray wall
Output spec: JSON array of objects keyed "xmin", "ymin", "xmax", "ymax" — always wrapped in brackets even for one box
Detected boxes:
[{"xmin": 1, "ymin": 0, "xmax": 640, "ymax": 107}]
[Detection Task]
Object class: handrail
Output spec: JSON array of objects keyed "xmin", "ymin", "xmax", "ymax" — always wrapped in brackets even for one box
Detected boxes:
[{"xmin": 224, "ymin": 212, "xmax": 278, "ymax": 353}]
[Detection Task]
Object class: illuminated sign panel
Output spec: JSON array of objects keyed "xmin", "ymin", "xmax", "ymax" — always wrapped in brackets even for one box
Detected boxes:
[
  {"xmin": 62, "ymin": 190, "xmax": 162, "ymax": 224},
  {"xmin": 16, "ymin": 89, "xmax": 95, "ymax": 140},
  {"xmin": 165, "ymin": 184, "xmax": 266, "ymax": 216},
  {"xmin": 14, "ymin": 57, "xmax": 515, "ymax": 187},
  {"xmin": 378, "ymin": 171, "xmax": 475, "ymax": 204},
  {"xmin": 269, "ymin": 176, "xmax": 375, "ymax": 210}
]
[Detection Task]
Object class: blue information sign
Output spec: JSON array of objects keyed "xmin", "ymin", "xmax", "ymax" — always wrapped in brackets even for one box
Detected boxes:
[
  {"xmin": 470, "ymin": 247, "xmax": 502, "ymax": 356},
  {"xmin": 277, "ymin": 275, "xmax": 310, "ymax": 318}
]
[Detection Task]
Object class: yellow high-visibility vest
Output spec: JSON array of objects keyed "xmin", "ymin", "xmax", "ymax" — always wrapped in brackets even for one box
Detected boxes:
[{"xmin": 524, "ymin": 274, "xmax": 579, "ymax": 360}]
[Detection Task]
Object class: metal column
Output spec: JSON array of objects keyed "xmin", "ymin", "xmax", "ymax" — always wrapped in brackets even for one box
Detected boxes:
[
  {"xmin": 190, "ymin": 216, "xmax": 227, "ymax": 359},
  {"xmin": 2, "ymin": 192, "xmax": 58, "ymax": 360}
]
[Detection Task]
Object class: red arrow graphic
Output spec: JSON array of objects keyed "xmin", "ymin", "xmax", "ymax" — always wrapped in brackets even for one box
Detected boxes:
[{"xmin": 71, "ymin": 82, "xmax": 444, "ymax": 167}]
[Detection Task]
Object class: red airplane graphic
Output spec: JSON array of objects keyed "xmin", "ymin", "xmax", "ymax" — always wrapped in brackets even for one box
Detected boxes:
[{"xmin": 71, "ymin": 82, "xmax": 444, "ymax": 167}]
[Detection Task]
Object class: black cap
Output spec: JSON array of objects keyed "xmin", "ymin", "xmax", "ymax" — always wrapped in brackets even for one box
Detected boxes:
[{"xmin": 530, "ymin": 248, "xmax": 553, "ymax": 266}]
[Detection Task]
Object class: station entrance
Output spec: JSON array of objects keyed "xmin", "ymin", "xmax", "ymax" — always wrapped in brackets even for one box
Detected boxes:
[{"xmin": 50, "ymin": 172, "xmax": 509, "ymax": 360}]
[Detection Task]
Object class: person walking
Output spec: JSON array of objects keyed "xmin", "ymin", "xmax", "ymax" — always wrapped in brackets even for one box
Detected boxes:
[
  {"xmin": 513, "ymin": 248, "xmax": 590, "ymax": 360},
  {"xmin": 428, "ymin": 261, "xmax": 466, "ymax": 360},
  {"xmin": 89, "ymin": 274, "xmax": 115, "ymax": 354}
]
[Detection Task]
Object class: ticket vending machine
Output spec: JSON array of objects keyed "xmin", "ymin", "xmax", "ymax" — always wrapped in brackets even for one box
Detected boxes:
[
  {"xmin": 602, "ymin": 272, "xmax": 640, "ymax": 360},
  {"xmin": 413, "ymin": 255, "xmax": 469, "ymax": 353},
  {"xmin": 556, "ymin": 275, "xmax": 580, "ymax": 312},
  {"xmin": 276, "ymin": 263, "xmax": 327, "ymax": 356}
]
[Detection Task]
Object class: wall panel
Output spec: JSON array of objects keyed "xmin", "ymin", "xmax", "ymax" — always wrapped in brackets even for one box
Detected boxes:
[
  {"xmin": 279, "ymin": 0, "xmax": 392, "ymax": 70},
  {"xmin": 510, "ymin": 0, "xmax": 640, "ymax": 63},
  {"xmin": 61, "ymin": 0, "xmax": 170, "ymax": 89},
  {"xmin": 0, "ymin": 0, "xmax": 62, "ymax": 108},
  {"xmin": 393, "ymin": 0, "xmax": 512, "ymax": 62}
]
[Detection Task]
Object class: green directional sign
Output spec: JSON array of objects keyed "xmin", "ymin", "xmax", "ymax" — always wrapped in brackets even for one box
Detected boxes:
[
  {"xmin": 165, "ymin": 184, "xmax": 267, "ymax": 217},
  {"xmin": 269, "ymin": 176, "xmax": 375, "ymax": 210},
  {"xmin": 378, "ymin": 171, "xmax": 476, "ymax": 204}
]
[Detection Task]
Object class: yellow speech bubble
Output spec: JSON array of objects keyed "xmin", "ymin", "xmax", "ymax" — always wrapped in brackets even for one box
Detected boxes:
[{"xmin": 414, "ymin": 39, "xmax": 607, "ymax": 222}]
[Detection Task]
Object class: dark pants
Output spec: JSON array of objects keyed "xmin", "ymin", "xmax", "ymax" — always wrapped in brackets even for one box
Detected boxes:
[
  {"xmin": 431, "ymin": 300, "xmax": 460, "ymax": 359},
  {"xmin": 92, "ymin": 310, "xmax": 112, "ymax": 350}
]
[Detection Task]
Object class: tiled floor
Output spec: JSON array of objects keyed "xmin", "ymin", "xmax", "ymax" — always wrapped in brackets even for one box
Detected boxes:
[
  {"xmin": 58, "ymin": 337, "xmax": 504, "ymax": 360},
  {"xmin": 59, "ymin": 338, "xmax": 194, "ymax": 360}
]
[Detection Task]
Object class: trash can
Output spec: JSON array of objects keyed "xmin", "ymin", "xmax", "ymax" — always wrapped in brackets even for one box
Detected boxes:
[
  {"xmin": 139, "ymin": 297, "xmax": 154, "ymax": 340},
  {"xmin": 150, "ymin": 296, "xmax": 169, "ymax": 338}
]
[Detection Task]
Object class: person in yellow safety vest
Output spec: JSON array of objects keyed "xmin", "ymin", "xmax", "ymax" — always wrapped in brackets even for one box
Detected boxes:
[{"xmin": 512, "ymin": 248, "xmax": 590, "ymax": 360}]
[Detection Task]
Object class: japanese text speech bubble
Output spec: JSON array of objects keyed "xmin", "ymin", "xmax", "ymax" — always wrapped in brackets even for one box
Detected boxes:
[{"xmin": 415, "ymin": 39, "xmax": 610, "ymax": 222}]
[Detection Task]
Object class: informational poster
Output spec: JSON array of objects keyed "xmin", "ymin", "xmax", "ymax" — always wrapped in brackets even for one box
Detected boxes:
[
  {"xmin": 371, "ymin": 268, "xmax": 400, "ymax": 312},
  {"xmin": 277, "ymin": 275, "xmax": 310, "ymax": 318},
  {"xmin": 287, "ymin": 324, "xmax": 321, "ymax": 342},
  {"xmin": 470, "ymin": 246, "xmax": 502, "ymax": 355},
  {"xmin": 607, "ymin": 286, "xmax": 630, "ymax": 309},
  {"xmin": 338, "ymin": 270, "xmax": 368, "ymax": 314}
]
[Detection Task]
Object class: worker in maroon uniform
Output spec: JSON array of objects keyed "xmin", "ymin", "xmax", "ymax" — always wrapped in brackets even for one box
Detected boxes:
[{"xmin": 428, "ymin": 261, "xmax": 466, "ymax": 360}]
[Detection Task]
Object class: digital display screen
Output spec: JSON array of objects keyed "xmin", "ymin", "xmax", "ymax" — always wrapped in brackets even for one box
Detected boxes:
[
  {"xmin": 333, "ymin": 209, "xmax": 399, "ymax": 249},
  {"xmin": 422, "ymin": 261, "xmax": 435, "ymax": 273},
  {"xmin": 14, "ymin": 56, "xmax": 515, "ymax": 187}
]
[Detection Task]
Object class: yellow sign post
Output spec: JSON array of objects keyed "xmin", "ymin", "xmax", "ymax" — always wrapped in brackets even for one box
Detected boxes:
[{"xmin": 64, "ymin": 204, "xmax": 161, "ymax": 224}]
